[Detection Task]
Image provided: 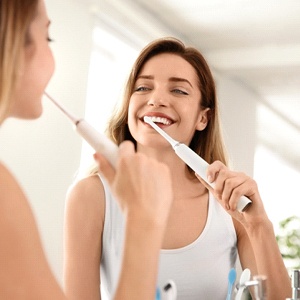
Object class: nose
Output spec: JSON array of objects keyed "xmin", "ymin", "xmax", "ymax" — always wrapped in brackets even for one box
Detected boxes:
[{"xmin": 147, "ymin": 91, "xmax": 168, "ymax": 107}]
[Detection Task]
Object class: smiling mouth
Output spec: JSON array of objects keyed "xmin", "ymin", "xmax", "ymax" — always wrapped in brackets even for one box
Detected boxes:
[{"xmin": 142, "ymin": 115, "xmax": 173, "ymax": 126}]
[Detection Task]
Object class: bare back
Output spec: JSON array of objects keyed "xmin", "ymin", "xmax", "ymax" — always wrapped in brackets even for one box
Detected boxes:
[{"xmin": 0, "ymin": 162, "xmax": 65, "ymax": 300}]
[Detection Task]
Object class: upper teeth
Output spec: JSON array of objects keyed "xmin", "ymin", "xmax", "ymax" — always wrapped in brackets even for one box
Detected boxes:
[{"xmin": 146, "ymin": 116, "xmax": 172, "ymax": 125}]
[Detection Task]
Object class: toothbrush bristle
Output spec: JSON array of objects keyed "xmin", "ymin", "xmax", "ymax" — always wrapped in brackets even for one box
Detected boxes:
[{"xmin": 144, "ymin": 116, "xmax": 151, "ymax": 123}]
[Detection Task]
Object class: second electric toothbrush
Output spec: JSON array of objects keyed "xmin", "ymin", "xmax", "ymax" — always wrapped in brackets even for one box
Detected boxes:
[
  {"xmin": 144, "ymin": 116, "xmax": 251, "ymax": 212},
  {"xmin": 44, "ymin": 92, "xmax": 118, "ymax": 168}
]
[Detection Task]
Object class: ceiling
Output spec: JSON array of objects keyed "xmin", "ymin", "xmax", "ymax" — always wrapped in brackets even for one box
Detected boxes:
[{"xmin": 79, "ymin": 0, "xmax": 300, "ymax": 169}]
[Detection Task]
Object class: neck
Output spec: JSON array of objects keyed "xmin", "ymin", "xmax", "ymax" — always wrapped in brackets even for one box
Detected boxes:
[{"xmin": 137, "ymin": 143, "xmax": 207, "ymax": 200}]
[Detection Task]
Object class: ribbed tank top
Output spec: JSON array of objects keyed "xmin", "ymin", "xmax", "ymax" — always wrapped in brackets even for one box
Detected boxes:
[{"xmin": 99, "ymin": 176, "xmax": 237, "ymax": 299}]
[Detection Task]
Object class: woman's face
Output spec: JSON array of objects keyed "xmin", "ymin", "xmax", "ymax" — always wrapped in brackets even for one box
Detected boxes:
[
  {"xmin": 128, "ymin": 53, "xmax": 209, "ymax": 150},
  {"xmin": 10, "ymin": 0, "xmax": 55, "ymax": 119}
]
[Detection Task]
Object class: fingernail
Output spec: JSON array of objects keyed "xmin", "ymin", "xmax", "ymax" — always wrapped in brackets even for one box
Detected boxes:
[{"xmin": 207, "ymin": 175, "xmax": 213, "ymax": 183}]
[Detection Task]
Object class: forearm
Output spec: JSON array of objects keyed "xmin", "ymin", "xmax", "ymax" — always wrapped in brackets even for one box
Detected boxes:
[
  {"xmin": 113, "ymin": 214, "xmax": 165, "ymax": 300},
  {"xmin": 246, "ymin": 219, "xmax": 291, "ymax": 299}
]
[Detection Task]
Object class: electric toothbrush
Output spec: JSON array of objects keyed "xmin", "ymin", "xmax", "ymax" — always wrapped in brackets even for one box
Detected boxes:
[
  {"xmin": 235, "ymin": 268, "xmax": 251, "ymax": 300},
  {"xmin": 44, "ymin": 92, "xmax": 119, "ymax": 168},
  {"xmin": 144, "ymin": 116, "xmax": 251, "ymax": 212},
  {"xmin": 162, "ymin": 280, "xmax": 177, "ymax": 300}
]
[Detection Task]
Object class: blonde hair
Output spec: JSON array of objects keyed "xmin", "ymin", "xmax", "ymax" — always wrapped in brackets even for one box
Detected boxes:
[
  {"xmin": 88, "ymin": 37, "xmax": 228, "ymax": 176},
  {"xmin": 0, "ymin": 0, "xmax": 38, "ymax": 123}
]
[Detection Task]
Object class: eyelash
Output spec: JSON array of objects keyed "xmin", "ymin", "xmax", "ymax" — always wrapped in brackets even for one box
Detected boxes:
[
  {"xmin": 135, "ymin": 86, "xmax": 149, "ymax": 92},
  {"xmin": 173, "ymin": 89, "xmax": 188, "ymax": 95},
  {"xmin": 134, "ymin": 86, "xmax": 188, "ymax": 95}
]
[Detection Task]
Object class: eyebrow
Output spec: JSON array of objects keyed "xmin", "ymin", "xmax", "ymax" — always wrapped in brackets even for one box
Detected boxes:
[
  {"xmin": 169, "ymin": 77, "xmax": 193, "ymax": 88},
  {"xmin": 137, "ymin": 75, "xmax": 193, "ymax": 88}
]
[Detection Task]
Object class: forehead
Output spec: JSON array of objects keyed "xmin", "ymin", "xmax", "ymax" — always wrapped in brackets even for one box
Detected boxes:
[{"xmin": 139, "ymin": 53, "xmax": 198, "ymax": 81}]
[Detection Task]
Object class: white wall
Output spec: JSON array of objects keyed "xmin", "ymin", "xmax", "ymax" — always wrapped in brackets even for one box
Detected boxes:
[
  {"xmin": 0, "ymin": 0, "xmax": 93, "ymax": 285},
  {"xmin": 216, "ymin": 75, "xmax": 257, "ymax": 175}
]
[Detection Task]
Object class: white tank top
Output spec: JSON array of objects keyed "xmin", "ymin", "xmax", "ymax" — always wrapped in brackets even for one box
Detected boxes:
[{"xmin": 99, "ymin": 177, "xmax": 237, "ymax": 299}]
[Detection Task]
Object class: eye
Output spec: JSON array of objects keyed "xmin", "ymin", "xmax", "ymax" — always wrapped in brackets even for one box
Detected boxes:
[
  {"xmin": 172, "ymin": 89, "xmax": 188, "ymax": 95},
  {"xmin": 47, "ymin": 37, "xmax": 54, "ymax": 42},
  {"xmin": 134, "ymin": 86, "xmax": 150, "ymax": 92}
]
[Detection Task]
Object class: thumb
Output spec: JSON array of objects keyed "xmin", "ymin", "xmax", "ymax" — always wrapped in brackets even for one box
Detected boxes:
[
  {"xmin": 118, "ymin": 140, "xmax": 136, "ymax": 158},
  {"xmin": 94, "ymin": 152, "xmax": 116, "ymax": 185}
]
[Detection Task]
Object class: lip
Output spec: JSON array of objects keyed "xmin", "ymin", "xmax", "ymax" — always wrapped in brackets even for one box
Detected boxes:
[{"xmin": 140, "ymin": 112, "xmax": 175, "ymax": 127}]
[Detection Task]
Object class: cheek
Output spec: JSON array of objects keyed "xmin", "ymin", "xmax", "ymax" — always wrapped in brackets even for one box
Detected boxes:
[
  {"xmin": 36, "ymin": 48, "xmax": 55, "ymax": 86},
  {"xmin": 10, "ymin": 49, "xmax": 54, "ymax": 119},
  {"xmin": 25, "ymin": 44, "xmax": 55, "ymax": 87},
  {"xmin": 127, "ymin": 100, "xmax": 136, "ymax": 131},
  {"xmin": 182, "ymin": 101, "xmax": 201, "ymax": 121},
  {"xmin": 127, "ymin": 97, "xmax": 144, "ymax": 139}
]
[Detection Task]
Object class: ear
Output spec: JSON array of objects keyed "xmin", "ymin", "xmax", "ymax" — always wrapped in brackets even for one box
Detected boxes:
[{"xmin": 196, "ymin": 108, "xmax": 210, "ymax": 131}]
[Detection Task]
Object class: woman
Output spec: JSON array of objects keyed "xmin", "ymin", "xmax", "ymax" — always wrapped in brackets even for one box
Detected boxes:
[
  {"xmin": 64, "ymin": 37, "xmax": 292, "ymax": 299},
  {"xmin": 0, "ymin": 1, "xmax": 172, "ymax": 299},
  {"xmin": 0, "ymin": 0, "xmax": 64, "ymax": 298}
]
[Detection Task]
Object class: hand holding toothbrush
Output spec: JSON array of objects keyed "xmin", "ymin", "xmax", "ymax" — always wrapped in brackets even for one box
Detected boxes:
[
  {"xmin": 94, "ymin": 140, "xmax": 173, "ymax": 227},
  {"xmin": 195, "ymin": 160, "xmax": 267, "ymax": 223},
  {"xmin": 144, "ymin": 116, "xmax": 251, "ymax": 212},
  {"xmin": 94, "ymin": 140, "xmax": 173, "ymax": 300}
]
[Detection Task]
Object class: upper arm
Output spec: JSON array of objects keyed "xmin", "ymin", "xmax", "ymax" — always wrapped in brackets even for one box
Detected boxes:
[
  {"xmin": 63, "ymin": 174, "xmax": 105, "ymax": 300},
  {"xmin": 234, "ymin": 218, "xmax": 258, "ymax": 274},
  {"xmin": 0, "ymin": 163, "xmax": 66, "ymax": 300}
]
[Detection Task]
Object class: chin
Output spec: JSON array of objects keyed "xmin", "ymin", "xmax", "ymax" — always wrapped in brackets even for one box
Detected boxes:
[
  {"xmin": 28, "ymin": 99, "xmax": 44, "ymax": 119},
  {"xmin": 28, "ymin": 108, "xmax": 44, "ymax": 120},
  {"xmin": 13, "ymin": 106, "xmax": 44, "ymax": 120}
]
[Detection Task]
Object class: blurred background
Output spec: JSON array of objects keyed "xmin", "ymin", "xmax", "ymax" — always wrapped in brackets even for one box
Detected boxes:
[{"xmin": 0, "ymin": 0, "xmax": 299, "ymax": 292}]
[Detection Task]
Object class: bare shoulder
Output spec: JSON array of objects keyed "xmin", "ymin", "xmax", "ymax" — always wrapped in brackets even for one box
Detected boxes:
[
  {"xmin": 66, "ymin": 174, "xmax": 105, "ymax": 207},
  {"xmin": 68, "ymin": 174, "xmax": 104, "ymax": 196},
  {"xmin": 0, "ymin": 162, "xmax": 66, "ymax": 299},
  {"xmin": 0, "ymin": 161, "xmax": 29, "ymax": 210},
  {"xmin": 0, "ymin": 162, "xmax": 36, "ymax": 222},
  {"xmin": 65, "ymin": 174, "xmax": 105, "ymax": 227},
  {"xmin": 0, "ymin": 161, "xmax": 20, "ymax": 189}
]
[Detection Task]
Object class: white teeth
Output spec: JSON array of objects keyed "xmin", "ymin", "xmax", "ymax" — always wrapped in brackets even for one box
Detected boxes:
[{"xmin": 145, "ymin": 116, "xmax": 172, "ymax": 125}]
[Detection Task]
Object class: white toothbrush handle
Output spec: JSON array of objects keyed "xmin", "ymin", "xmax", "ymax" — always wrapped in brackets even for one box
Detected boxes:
[
  {"xmin": 174, "ymin": 143, "xmax": 251, "ymax": 212},
  {"xmin": 75, "ymin": 119, "xmax": 119, "ymax": 168},
  {"xmin": 162, "ymin": 280, "xmax": 177, "ymax": 300},
  {"xmin": 235, "ymin": 289, "xmax": 243, "ymax": 300}
]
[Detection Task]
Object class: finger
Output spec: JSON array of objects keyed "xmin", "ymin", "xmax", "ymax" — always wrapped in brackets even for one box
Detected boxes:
[
  {"xmin": 209, "ymin": 168, "xmax": 229, "ymax": 201},
  {"xmin": 118, "ymin": 140, "xmax": 136, "ymax": 159},
  {"xmin": 117, "ymin": 141, "xmax": 136, "ymax": 174},
  {"xmin": 94, "ymin": 152, "xmax": 115, "ymax": 185},
  {"xmin": 228, "ymin": 179, "xmax": 256, "ymax": 212},
  {"xmin": 195, "ymin": 173, "xmax": 212, "ymax": 191},
  {"xmin": 208, "ymin": 164, "xmax": 239, "ymax": 210},
  {"xmin": 222, "ymin": 175, "xmax": 247, "ymax": 210},
  {"xmin": 206, "ymin": 160, "xmax": 226, "ymax": 183},
  {"xmin": 195, "ymin": 173, "xmax": 222, "ymax": 204}
]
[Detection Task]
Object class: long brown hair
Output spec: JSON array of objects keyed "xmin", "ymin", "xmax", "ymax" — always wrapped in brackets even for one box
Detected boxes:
[
  {"xmin": 0, "ymin": 0, "xmax": 38, "ymax": 123},
  {"xmin": 86, "ymin": 37, "xmax": 228, "ymax": 177},
  {"xmin": 107, "ymin": 37, "xmax": 228, "ymax": 165}
]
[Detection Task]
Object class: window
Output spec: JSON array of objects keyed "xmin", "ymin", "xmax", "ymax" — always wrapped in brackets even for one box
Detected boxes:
[
  {"xmin": 254, "ymin": 102, "xmax": 300, "ymax": 233},
  {"xmin": 79, "ymin": 27, "xmax": 138, "ymax": 173}
]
